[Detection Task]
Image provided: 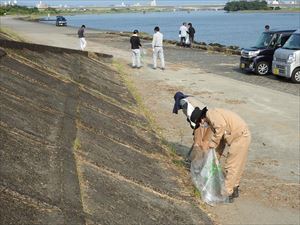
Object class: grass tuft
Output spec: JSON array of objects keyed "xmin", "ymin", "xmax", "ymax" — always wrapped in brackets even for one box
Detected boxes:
[
  {"xmin": 73, "ymin": 138, "xmax": 81, "ymax": 151},
  {"xmin": 193, "ymin": 186, "xmax": 201, "ymax": 198}
]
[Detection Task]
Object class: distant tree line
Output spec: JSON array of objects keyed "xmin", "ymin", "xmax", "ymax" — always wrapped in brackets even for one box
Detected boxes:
[
  {"xmin": 224, "ymin": 1, "xmax": 270, "ymax": 11},
  {"xmin": 0, "ymin": 5, "xmax": 59, "ymax": 16}
]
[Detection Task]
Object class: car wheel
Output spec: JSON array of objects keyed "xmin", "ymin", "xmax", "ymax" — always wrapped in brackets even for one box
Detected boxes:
[
  {"xmin": 291, "ymin": 68, "xmax": 300, "ymax": 83},
  {"xmin": 255, "ymin": 61, "xmax": 269, "ymax": 75}
]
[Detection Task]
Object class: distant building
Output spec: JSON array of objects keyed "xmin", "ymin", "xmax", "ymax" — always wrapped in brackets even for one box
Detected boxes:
[
  {"xmin": 2, "ymin": 0, "xmax": 17, "ymax": 6},
  {"xmin": 267, "ymin": 0, "xmax": 279, "ymax": 4},
  {"xmin": 150, "ymin": 0, "xmax": 157, "ymax": 6},
  {"xmin": 36, "ymin": 1, "xmax": 48, "ymax": 9}
]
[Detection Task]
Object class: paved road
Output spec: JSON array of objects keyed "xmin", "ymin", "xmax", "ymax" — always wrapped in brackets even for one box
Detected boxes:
[
  {"xmin": 88, "ymin": 34, "xmax": 299, "ymax": 96},
  {"xmin": 165, "ymin": 47, "xmax": 300, "ymax": 96}
]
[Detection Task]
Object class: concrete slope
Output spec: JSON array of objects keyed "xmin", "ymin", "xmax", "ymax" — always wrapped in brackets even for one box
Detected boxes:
[{"xmin": 0, "ymin": 40, "xmax": 212, "ymax": 225}]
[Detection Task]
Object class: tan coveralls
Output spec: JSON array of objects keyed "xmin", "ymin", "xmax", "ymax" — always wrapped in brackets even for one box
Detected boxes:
[{"xmin": 193, "ymin": 108, "xmax": 251, "ymax": 195}]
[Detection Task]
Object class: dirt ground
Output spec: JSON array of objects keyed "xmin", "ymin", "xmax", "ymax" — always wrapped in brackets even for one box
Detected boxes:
[{"xmin": 1, "ymin": 16, "xmax": 299, "ymax": 225}]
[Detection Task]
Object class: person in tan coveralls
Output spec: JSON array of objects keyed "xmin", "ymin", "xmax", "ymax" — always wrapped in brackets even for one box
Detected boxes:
[
  {"xmin": 172, "ymin": 92, "xmax": 209, "ymax": 161},
  {"xmin": 190, "ymin": 107, "xmax": 251, "ymax": 202}
]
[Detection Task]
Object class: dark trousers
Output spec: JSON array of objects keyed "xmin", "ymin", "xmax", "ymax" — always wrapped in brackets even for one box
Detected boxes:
[
  {"xmin": 180, "ymin": 36, "xmax": 186, "ymax": 46},
  {"xmin": 190, "ymin": 36, "xmax": 194, "ymax": 44}
]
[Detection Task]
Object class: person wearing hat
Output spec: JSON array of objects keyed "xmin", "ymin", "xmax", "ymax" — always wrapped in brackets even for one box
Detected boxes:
[
  {"xmin": 130, "ymin": 29, "xmax": 142, "ymax": 68},
  {"xmin": 190, "ymin": 107, "xmax": 251, "ymax": 202},
  {"xmin": 172, "ymin": 91, "xmax": 206, "ymax": 129},
  {"xmin": 172, "ymin": 91, "xmax": 211, "ymax": 161}
]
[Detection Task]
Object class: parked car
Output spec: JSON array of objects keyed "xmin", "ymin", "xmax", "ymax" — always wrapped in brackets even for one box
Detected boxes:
[
  {"xmin": 272, "ymin": 29, "xmax": 300, "ymax": 83},
  {"xmin": 56, "ymin": 16, "xmax": 67, "ymax": 26},
  {"xmin": 240, "ymin": 29, "xmax": 296, "ymax": 75}
]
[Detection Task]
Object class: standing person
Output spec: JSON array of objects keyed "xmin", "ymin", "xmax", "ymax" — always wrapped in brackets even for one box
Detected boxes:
[
  {"xmin": 78, "ymin": 25, "xmax": 87, "ymax": 51},
  {"xmin": 265, "ymin": 25, "xmax": 270, "ymax": 32},
  {"xmin": 130, "ymin": 29, "xmax": 142, "ymax": 68},
  {"xmin": 179, "ymin": 22, "xmax": 188, "ymax": 47},
  {"xmin": 190, "ymin": 107, "xmax": 251, "ymax": 203},
  {"xmin": 152, "ymin": 26, "xmax": 165, "ymax": 70},
  {"xmin": 187, "ymin": 23, "xmax": 196, "ymax": 45}
]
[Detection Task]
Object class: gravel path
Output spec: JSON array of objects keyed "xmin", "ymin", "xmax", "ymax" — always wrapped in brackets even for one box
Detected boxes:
[{"xmin": 86, "ymin": 33, "xmax": 299, "ymax": 96}]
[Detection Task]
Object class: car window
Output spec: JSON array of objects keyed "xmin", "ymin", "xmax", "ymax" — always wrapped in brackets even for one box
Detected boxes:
[
  {"xmin": 255, "ymin": 32, "xmax": 275, "ymax": 48},
  {"xmin": 283, "ymin": 33, "xmax": 300, "ymax": 50},
  {"xmin": 269, "ymin": 34, "xmax": 278, "ymax": 48},
  {"xmin": 57, "ymin": 16, "xmax": 66, "ymax": 20},
  {"xmin": 280, "ymin": 35, "xmax": 291, "ymax": 46}
]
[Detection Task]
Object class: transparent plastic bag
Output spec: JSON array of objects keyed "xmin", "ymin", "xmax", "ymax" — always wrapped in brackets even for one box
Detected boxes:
[
  {"xmin": 185, "ymin": 36, "xmax": 190, "ymax": 45},
  {"xmin": 190, "ymin": 148, "xmax": 229, "ymax": 205},
  {"xmin": 140, "ymin": 48, "xmax": 146, "ymax": 64}
]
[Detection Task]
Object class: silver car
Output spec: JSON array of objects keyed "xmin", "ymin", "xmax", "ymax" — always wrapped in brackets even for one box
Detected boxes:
[{"xmin": 272, "ymin": 29, "xmax": 300, "ymax": 83}]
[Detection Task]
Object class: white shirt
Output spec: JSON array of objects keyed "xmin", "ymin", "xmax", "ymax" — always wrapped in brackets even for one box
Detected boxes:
[
  {"xmin": 179, "ymin": 25, "xmax": 188, "ymax": 37},
  {"xmin": 180, "ymin": 97, "xmax": 207, "ymax": 129},
  {"xmin": 152, "ymin": 32, "xmax": 163, "ymax": 48},
  {"xmin": 180, "ymin": 98, "xmax": 196, "ymax": 128}
]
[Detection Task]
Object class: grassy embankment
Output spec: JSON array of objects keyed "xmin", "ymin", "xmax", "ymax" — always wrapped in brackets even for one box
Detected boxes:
[
  {"xmin": 0, "ymin": 5, "xmax": 175, "ymax": 17},
  {"xmin": 0, "ymin": 26, "xmax": 208, "ymax": 208},
  {"xmin": 112, "ymin": 60, "xmax": 207, "ymax": 203}
]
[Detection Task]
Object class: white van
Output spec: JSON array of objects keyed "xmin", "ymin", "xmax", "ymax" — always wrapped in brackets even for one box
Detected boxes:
[{"xmin": 272, "ymin": 29, "xmax": 300, "ymax": 83}]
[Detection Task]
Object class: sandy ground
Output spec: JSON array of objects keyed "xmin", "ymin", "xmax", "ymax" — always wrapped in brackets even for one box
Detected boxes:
[{"xmin": 1, "ymin": 16, "xmax": 299, "ymax": 225}]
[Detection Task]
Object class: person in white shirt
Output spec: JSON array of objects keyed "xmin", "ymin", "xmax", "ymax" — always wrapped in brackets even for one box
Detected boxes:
[
  {"xmin": 179, "ymin": 22, "xmax": 188, "ymax": 47},
  {"xmin": 152, "ymin": 26, "xmax": 165, "ymax": 70}
]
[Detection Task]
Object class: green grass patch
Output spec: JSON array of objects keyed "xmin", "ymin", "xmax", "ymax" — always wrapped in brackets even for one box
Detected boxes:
[
  {"xmin": 0, "ymin": 27, "xmax": 25, "ymax": 41},
  {"xmin": 113, "ymin": 60, "xmax": 157, "ymax": 124},
  {"xmin": 73, "ymin": 138, "xmax": 81, "ymax": 151},
  {"xmin": 0, "ymin": 5, "xmax": 174, "ymax": 16},
  {"xmin": 172, "ymin": 159, "xmax": 185, "ymax": 168},
  {"xmin": 112, "ymin": 60, "xmax": 192, "ymax": 171},
  {"xmin": 193, "ymin": 186, "xmax": 201, "ymax": 198},
  {"xmin": 0, "ymin": 5, "xmax": 62, "ymax": 16}
]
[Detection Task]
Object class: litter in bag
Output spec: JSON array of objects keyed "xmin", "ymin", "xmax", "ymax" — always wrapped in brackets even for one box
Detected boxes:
[
  {"xmin": 140, "ymin": 48, "xmax": 146, "ymax": 64},
  {"xmin": 185, "ymin": 36, "xmax": 190, "ymax": 45},
  {"xmin": 190, "ymin": 148, "xmax": 229, "ymax": 205}
]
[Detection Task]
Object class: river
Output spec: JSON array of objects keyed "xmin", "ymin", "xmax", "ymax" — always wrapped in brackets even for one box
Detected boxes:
[{"xmin": 48, "ymin": 11, "xmax": 299, "ymax": 48}]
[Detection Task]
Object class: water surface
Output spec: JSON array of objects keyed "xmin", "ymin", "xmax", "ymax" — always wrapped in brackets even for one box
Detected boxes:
[{"xmin": 51, "ymin": 11, "xmax": 299, "ymax": 48}]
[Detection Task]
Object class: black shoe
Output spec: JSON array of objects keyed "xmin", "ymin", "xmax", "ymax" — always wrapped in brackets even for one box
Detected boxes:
[
  {"xmin": 232, "ymin": 186, "xmax": 239, "ymax": 198},
  {"xmin": 184, "ymin": 158, "xmax": 191, "ymax": 169},
  {"xmin": 228, "ymin": 194, "xmax": 234, "ymax": 203}
]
